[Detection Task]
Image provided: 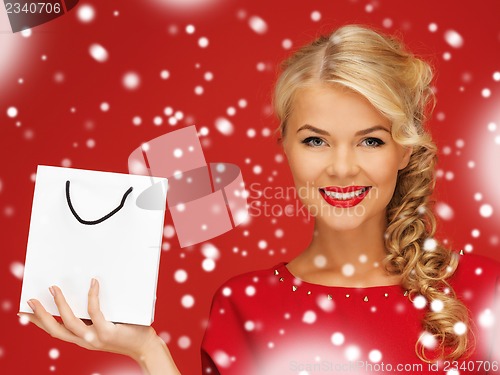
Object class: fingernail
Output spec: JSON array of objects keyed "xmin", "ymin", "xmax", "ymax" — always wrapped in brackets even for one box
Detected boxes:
[
  {"xmin": 91, "ymin": 278, "xmax": 96, "ymax": 288},
  {"xmin": 27, "ymin": 299, "xmax": 36, "ymax": 312},
  {"xmin": 49, "ymin": 286, "xmax": 56, "ymax": 297}
]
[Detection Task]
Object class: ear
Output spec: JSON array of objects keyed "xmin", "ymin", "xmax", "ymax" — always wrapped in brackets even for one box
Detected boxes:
[{"xmin": 398, "ymin": 146, "xmax": 413, "ymax": 170}]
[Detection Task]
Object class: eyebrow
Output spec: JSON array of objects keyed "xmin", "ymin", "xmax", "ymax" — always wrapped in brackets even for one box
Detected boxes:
[{"xmin": 296, "ymin": 124, "xmax": 390, "ymax": 136}]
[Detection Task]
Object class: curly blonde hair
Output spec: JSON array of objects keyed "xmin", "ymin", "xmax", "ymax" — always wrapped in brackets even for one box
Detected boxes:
[{"xmin": 273, "ymin": 24, "xmax": 471, "ymax": 361}]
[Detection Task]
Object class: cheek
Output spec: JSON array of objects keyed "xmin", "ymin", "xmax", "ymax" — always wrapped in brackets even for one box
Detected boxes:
[
  {"xmin": 287, "ymin": 152, "xmax": 323, "ymax": 184},
  {"xmin": 363, "ymin": 155, "xmax": 401, "ymax": 192}
]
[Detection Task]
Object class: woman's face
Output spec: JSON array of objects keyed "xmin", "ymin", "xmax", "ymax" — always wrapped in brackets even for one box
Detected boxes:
[{"xmin": 281, "ymin": 84, "xmax": 412, "ymax": 232}]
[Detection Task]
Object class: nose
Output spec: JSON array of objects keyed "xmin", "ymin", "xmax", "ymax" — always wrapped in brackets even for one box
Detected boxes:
[{"xmin": 325, "ymin": 145, "xmax": 360, "ymax": 179}]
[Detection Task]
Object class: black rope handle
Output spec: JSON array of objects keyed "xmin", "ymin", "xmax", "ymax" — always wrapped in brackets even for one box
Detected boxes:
[{"xmin": 65, "ymin": 180, "xmax": 133, "ymax": 225}]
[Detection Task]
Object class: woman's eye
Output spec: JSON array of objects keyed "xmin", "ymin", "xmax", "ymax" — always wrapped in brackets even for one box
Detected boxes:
[
  {"xmin": 302, "ymin": 137, "xmax": 326, "ymax": 147},
  {"xmin": 361, "ymin": 137, "xmax": 385, "ymax": 148}
]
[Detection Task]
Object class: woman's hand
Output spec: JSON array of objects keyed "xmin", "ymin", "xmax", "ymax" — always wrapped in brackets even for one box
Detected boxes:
[{"xmin": 20, "ymin": 279, "xmax": 180, "ymax": 375}]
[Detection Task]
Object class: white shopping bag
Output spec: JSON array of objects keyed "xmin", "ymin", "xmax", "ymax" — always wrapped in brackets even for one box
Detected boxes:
[{"xmin": 19, "ymin": 165, "xmax": 168, "ymax": 325}]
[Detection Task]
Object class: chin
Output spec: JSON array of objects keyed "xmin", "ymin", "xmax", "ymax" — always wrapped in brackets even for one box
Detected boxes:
[{"xmin": 320, "ymin": 217, "xmax": 367, "ymax": 233}]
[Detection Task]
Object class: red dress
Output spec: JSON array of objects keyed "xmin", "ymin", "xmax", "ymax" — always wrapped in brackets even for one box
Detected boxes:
[{"xmin": 201, "ymin": 253, "xmax": 500, "ymax": 374}]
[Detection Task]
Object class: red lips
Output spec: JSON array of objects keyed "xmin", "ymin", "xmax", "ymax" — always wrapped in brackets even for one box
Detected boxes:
[{"xmin": 319, "ymin": 186, "xmax": 372, "ymax": 208}]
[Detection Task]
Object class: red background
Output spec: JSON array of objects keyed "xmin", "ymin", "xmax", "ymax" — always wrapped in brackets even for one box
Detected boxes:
[{"xmin": 0, "ymin": 0, "xmax": 499, "ymax": 374}]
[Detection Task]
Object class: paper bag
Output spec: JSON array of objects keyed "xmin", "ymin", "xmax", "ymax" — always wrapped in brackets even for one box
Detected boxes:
[{"xmin": 19, "ymin": 165, "xmax": 168, "ymax": 325}]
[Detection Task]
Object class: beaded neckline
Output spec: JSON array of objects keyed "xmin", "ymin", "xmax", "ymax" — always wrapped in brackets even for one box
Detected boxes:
[{"xmin": 274, "ymin": 262, "xmax": 408, "ymax": 301}]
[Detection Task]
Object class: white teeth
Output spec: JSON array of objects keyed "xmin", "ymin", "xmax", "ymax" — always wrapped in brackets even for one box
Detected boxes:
[{"xmin": 323, "ymin": 187, "xmax": 368, "ymax": 200}]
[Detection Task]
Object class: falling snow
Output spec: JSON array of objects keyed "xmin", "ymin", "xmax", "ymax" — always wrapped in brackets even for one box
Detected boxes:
[
  {"xmin": 430, "ymin": 299, "xmax": 444, "ymax": 312},
  {"xmin": 132, "ymin": 116, "xmax": 142, "ymax": 126},
  {"xmin": 345, "ymin": 345, "xmax": 360, "ymax": 361},
  {"xmin": 317, "ymin": 295, "xmax": 335, "ymax": 312},
  {"xmin": 413, "ymin": 295, "xmax": 427, "ymax": 309},
  {"xmin": 164, "ymin": 225, "xmax": 176, "ymax": 238},
  {"xmin": 215, "ymin": 117, "xmax": 234, "ymax": 135},
  {"xmin": 244, "ymin": 321, "xmax": 255, "ymax": 331},
  {"xmin": 160, "ymin": 70, "xmax": 170, "ymax": 79},
  {"xmin": 48, "ymin": 348, "xmax": 60, "ymax": 360},
  {"xmin": 89, "ymin": 44, "xmax": 109, "ymax": 62},
  {"xmin": 248, "ymin": 16, "xmax": 268, "ymax": 34},
  {"xmin": 341, "ymin": 263, "xmax": 355, "ymax": 277},
  {"xmin": 282, "ymin": 39, "xmax": 292, "ymax": 49},
  {"xmin": 302, "ymin": 310, "xmax": 317, "ymax": 324},
  {"xmin": 181, "ymin": 294, "xmax": 195, "ymax": 308},
  {"xmin": 198, "ymin": 37, "xmax": 209, "ymax": 48},
  {"xmin": 245, "ymin": 285, "xmax": 256, "ymax": 296},
  {"xmin": 10, "ymin": 262, "xmax": 24, "ymax": 279},
  {"xmin": 368, "ymin": 349, "xmax": 382, "ymax": 363},
  {"xmin": 202, "ymin": 243, "xmax": 220, "ymax": 259},
  {"xmin": 159, "ymin": 331, "xmax": 171, "ymax": 344},
  {"xmin": 174, "ymin": 269, "xmax": 188, "ymax": 283},
  {"xmin": 7, "ymin": 107, "xmax": 18, "ymax": 118},
  {"xmin": 482, "ymin": 88, "xmax": 491, "ymax": 98},
  {"xmin": 178, "ymin": 336, "xmax": 191, "ymax": 349},
  {"xmin": 420, "ymin": 332, "xmax": 438, "ymax": 349},
  {"xmin": 21, "ymin": 29, "xmax": 31, "ymax": 38},
  {"xmin": 444, "ymin": 30, "xmax": 464, "ymax": 48},
  {"xmin": 86, "ymin": 139, "xmax": 96, "ymax": 148},
  {"xmin": 382, "ymin": 18, "xmax": 393, "ymax": 28},
  {"xmin": 257, "ymin": 240, "xmax": 267, "ymax": 249},
  {"xmin": 202, "ymin": 258, "xmax": 216, "ymax": 272},
  {"xmin": 77, "ymin": 4, "xmax": 96, "ymax": 23},
  {"xmin": 213, "ymin": 350, "xmax": 231, "ymax": 368},
  {"xmin": 331, "ymin": 332, "xmax": 345, "ymax": 346},
  {"xmin": 122, "ymin": 72, "xmax": 141, "ymax": 90},
  {"xmin": 19, "ymin": 314, "xmax": 30, "ymax": 325},
  {"xmin": 435, "ymin": 202, "xmax": 454, "ymax": 220},
  {"xmin": 423, "ymin": 238, "xmax": 437, "ymax": 251},
  {"xmin": 253, "ymin": 165, "xmax": 262, "ymax": 175},
  {"xmin": 479, "ymin": 204, "xmax": 493, "ymax": 218},
  {"xmin": 478, "ymin": 309, "xmax": 495, "ymax": 328},
  {"xmin": 453, "ymin": 322, "xmax": 467, "ymax": 335},
  {"xmin": 310, "ymin": 11, "xmax": 321, "ymax": 22}
]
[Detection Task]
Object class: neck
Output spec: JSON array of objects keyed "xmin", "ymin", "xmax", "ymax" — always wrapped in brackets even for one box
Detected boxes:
[
  {"xmin": 288, "ymin": 214, "xmax": 400, "ymax": 287},
  {"xmin": 309, "ymin": 217, "xmax": 388, "ymax": 269}
]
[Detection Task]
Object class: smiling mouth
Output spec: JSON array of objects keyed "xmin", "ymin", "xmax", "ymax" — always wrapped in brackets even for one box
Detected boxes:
[
  {"xmin": 318, "ymin": 186, "xmax": 372, "ymax": 208},
  {"xmin": 319, "ymin": 186, "xmax": 371, "ymax": 201}
]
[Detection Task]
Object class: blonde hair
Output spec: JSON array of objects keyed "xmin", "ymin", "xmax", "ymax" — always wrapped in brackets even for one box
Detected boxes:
[{"xmin": 273, "ymin": 24, "xmax": 471, "ymax": 360}]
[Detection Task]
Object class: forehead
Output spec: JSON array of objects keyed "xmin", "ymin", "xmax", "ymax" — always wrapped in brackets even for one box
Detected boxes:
[{"xmin": 288, "ymin": 84, "xmax": 390, "ymax": 132}]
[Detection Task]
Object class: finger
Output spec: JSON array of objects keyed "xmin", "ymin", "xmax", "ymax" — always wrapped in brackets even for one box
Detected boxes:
[
  {"xmin": 87, "ymin": 278, "xmax": 112, "ymax": 333},
  {"xmin": 50, "ymin": 285, "xmax": 88, "ymax": 337},
  {"xmin": 28, "ymin": 299, "xmax": 84, "ymax": 345},
  {"xmin": 18, "ymin": 312, "xmax": 43, "ymax": 328}
]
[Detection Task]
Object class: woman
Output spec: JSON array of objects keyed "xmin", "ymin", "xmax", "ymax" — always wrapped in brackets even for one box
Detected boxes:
[{"xmin": 21, "ymin": 25, "xmax": 500, "ymax": 374}]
